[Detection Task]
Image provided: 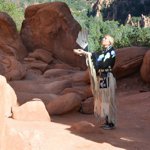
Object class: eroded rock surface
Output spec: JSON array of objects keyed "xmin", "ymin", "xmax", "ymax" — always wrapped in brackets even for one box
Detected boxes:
[{"xmin": 20, "ymin": 2, "xmax": 86, "ymax": 69}]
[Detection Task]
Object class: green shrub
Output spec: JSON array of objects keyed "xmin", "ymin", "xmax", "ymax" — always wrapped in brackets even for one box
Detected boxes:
[
  {"xmin": 77, "ymin": 16, "xmax": 150, "ymax": 51},
  {"xmin": 130, "ymin": 27, "xmax": 150, "ymax": 46},
  {"xmin": 0, "ymin": 0, "xmax": 24, "ymax": 31}
]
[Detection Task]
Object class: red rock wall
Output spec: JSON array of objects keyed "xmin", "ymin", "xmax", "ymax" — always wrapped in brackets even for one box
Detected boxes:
[{"xmin": 20, "ymin": 2, "xmax": 86, "ymax": 69}]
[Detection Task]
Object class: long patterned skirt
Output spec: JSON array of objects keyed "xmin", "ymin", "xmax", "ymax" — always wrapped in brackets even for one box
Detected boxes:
[
  {"xmin": 100, "ymin": 73, "xmax": 117, "ymax": 125},
  {"xmin": 86, "ymin": 53, "xmax": 117, "ymax": 125}
]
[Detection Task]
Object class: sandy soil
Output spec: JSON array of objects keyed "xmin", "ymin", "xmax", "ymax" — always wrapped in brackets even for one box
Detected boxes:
[{"xmin": 49, "ymin": 90, "xmax": 150, "ymax": 150}]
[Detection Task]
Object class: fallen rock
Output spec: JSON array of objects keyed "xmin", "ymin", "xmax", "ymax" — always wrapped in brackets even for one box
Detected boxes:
[
  {"xmin": 46, "ymin": 92, "xmax": 82, "ymax": 115},
  {"xmin": 80, "ymin": 97, "xmax": 94, "ymax": 114},
  {"xmin": 12, "ymin": 99, "xmax": 50, "ymax": 121},
  {"xmin": 28, "ymin": 49, "xmax": 53, "ymax": 63},
  {"xmin": 70, "ymin": 121, "xmax": 95, "ymax": 133}
]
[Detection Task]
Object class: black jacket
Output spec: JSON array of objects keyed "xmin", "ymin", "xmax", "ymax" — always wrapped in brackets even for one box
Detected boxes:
[{"xmin": 91, "ymin": 46, "xmax": 116, "ymax": 74}]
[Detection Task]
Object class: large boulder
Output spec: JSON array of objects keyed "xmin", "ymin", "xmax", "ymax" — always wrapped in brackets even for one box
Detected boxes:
[
  {"xmin": 46, "ymin": 92, "xmax": 82, "ymax": 115},
  {"xmin": 12, "ymin": 99, "xmax": 51, "ymax": 121},
  {"xmin": 0, "ymin": 75, "xmax": 18, "ymax": 148},
  {"xmin": 0, "ymin": 12, "xmax": 27, "ymax": 60},
  {"xmin": 0, "ymin": 75, "xmax": 18, "ymax": 118},
  {"xmin": 113, "ymin": 47, "xmax": 149, "ymax": 78},
  {"xmin": 140, "ymin": 50, "xmax": 150, "ymax": 83},
  {"xmin": 20, "ymin": 2, "xmax": 86, "ymax": 69},
  {"xmin": 0, "ymin": 12, "xmax": 27, "ymax": 80},
  {"xmin": 0, "ymin": 55, "xmax": 26, "ymax": 80},
  {"xmin": 80, "ymin": 97, "xmax": 94, "ymax": 114}
]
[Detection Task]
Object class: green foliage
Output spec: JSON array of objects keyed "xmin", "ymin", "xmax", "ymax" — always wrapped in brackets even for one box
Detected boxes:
[
  {"xmin": 0, "ymin": 0, "xmax": 149, "ymax": 50},
  {"xmin": 112, "ymin": 24, "xmax": 133, "ymax": 48},
  {"xmin": 84, "ymin": 18, "xmax": 133, "ymax": 51},
  {"xmin": 131, "ymin": 16, "xmax": 141, "ymax": 23},
  {"xmin": 129, "ymin": 27, "xmax": 150, "ymax": 47},
  {"xmin": 88, "ymin": 17, "xmax": 103, "ymax": 52},
  {"xmin": 0, "ymin": 0, "xmax": 24, "ymax": 30},
  {"xmin": 81, "ymin": 16, "xmax": 150, "ymax": 51}
]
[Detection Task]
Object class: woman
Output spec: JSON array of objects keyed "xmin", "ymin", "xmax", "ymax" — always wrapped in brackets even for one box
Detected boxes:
[{"xmin": 74, "ymin": 35, "xmax": 117, "ymax": 130}]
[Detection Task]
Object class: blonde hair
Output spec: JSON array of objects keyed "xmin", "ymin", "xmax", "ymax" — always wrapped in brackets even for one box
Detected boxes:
[{"xmin": 104, "ymin": 35, "xmax": 114, "ymax": 46}]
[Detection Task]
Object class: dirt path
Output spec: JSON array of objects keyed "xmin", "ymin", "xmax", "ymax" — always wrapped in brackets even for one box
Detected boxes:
[{"xmin": 51, "ymin": 91, "xmax": 150, "ymax": 150}]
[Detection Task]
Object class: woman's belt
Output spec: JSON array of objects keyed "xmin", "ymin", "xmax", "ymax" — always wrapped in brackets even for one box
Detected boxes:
[{"xmin": 99, "ymin": 68, "xmax": 112, "ymax": 72}]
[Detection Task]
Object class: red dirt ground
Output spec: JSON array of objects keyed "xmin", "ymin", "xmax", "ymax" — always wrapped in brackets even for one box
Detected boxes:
[{"xmin": 51, "ymin": 89, "xmax": 150, "ymax": 150}]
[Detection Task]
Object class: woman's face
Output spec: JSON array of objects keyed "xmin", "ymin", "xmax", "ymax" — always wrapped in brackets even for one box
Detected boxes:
[{"xmin": 101, "ymin": 36, "xmax": 111, "ymax": 48}]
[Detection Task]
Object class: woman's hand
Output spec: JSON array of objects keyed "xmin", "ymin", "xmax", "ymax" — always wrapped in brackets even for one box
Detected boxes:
[
  {"xmin": 73, "ymin": 49, "xmax": 91, "ymax": 56},
  {"xmin": 73, "ymin": 49, "xmax": 85, "ymax": 56}
]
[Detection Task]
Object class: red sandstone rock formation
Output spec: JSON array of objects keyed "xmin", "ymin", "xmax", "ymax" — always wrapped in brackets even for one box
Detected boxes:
[
  {"xmin": 0, "ymin": 75, "xmax": 18, "ymax": 118},
  {"xmin": 0, "ymin": 12, "xmax": 27, "ymax": 60},
  {"xmin": 0, "ymin": 12, "xmax": 27, "ymax": 80},
  {"xmin": 12, "ymin": 99, "xmax": 51, "ymax": 121},
  {"xmin": 20, "ymin": 2, "xmax": 86, "ymax": 69},
  {"xmin": 113, "ymin": 46, "xmax": 149, "ymax": 78},
  {"xmin": 140, "ymin": 50, "xmax": 150, "ymax": 83},
  {"xmin": 0, "ymin": 2, "xmax": 150, "ymax": 150},
  {"xmin": 0, "ymin": 55, "xmax": 27, "ymax": 80}
]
